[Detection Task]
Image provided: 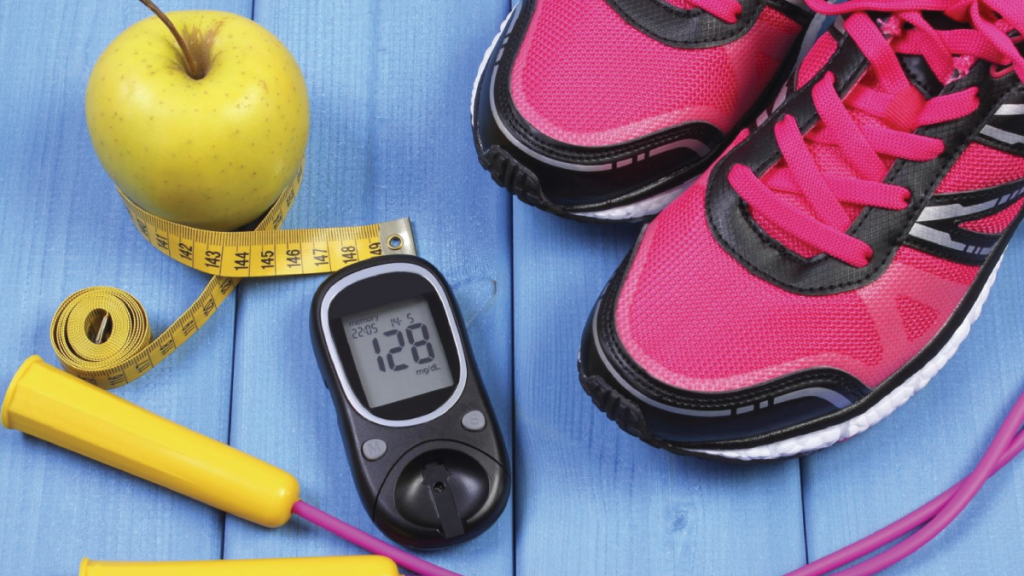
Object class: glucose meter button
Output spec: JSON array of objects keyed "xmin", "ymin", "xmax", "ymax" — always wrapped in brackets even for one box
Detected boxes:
[
  {"xmin": 362, "ymin": 439, "xmax": 388, "ymax": 461},
  {"xmin": 461, "ymin": 410, "xmax": 486, "ymax": 432}
]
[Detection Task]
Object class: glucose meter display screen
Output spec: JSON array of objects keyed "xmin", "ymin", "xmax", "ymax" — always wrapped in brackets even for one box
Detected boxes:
[{"xmin": 341, "ymin": 296, "xmax": 454, "ymax": 409}]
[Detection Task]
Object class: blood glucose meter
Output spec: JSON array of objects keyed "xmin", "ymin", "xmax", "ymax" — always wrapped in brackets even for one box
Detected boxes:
[{"xmin": 310, "ymin": 255, "xmax": 509, "ymax": 549}]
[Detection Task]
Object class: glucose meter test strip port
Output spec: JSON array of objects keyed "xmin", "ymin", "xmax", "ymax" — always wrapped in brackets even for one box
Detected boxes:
[
  {"xmin": 311, "ymin": 255, "xmax": 510, "ymax": 549},
  {"xmin": 1, "ymin": 356, "xmax": 463, "ymax": 576}
]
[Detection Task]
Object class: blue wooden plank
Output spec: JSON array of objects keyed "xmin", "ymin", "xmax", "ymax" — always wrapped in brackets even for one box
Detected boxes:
[
  {"xmin": 511, "ymin": 208, "xmax": 808, "ymax": 576},
  {"xmin": 221, "ymin": 2, "xmax": 513, "ymax": 575},
  {"xmin": 802, "ymin": 233, "xmax": 1024, "ymax": 575},
  {"xmin": 0, "ymin": 0, "xmax": 250, "ymax": 573}
]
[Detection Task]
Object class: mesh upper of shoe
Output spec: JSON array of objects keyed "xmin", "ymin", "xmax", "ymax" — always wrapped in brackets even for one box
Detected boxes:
[
  {"xmin": 938, "ymin": 143, "xmax": 1024, "ymax": 194},
  {"xmin": 508, "ymin": 0, "xmax": 803, "ymax": 147},
  {"xmin": 614, "ymin": 178, "xmax": 979, "ymax": 393}
]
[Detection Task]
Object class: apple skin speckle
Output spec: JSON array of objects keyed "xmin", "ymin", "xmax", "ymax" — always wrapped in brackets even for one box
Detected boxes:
[{"xmin": 85, "ymin": 10, "xmax": 309, "ymax": 231}]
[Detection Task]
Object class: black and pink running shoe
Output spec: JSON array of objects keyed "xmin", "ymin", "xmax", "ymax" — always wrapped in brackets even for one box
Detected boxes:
[
  {"xmin": 471, "ymin": 0, "xmax": 814, "ymax": 221},
  {"xmin": 580, "ymin": 0, "xmax": 1024, "ymax": 459}
]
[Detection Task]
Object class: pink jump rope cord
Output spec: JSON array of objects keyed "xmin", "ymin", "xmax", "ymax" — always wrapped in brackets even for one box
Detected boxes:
[
  {"xmin": 291, "ymin": 500, "xmax": 463, "ymax": 576},
  {"xmin": 785, "ymin": 384, "xmax": 1024, "ymax": 576}
]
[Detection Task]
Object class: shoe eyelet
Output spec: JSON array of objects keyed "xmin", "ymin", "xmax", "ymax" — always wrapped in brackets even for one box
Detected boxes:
[
  {"xmin": 860, "ymin": 249, "xmax": 874, "ymax": 268},
  {"xmin": 990, "ymin": 38, "xmax": 1023, "ymax": 79},
  {"xmin": 991, "ymin": 63, "xmax": 1015, "ymax": 78}
]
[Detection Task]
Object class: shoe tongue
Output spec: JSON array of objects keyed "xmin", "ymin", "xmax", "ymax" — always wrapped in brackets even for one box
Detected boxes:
[{"xmin": 898, "ymin": 54, "xmax": 945, "ymax": 99}]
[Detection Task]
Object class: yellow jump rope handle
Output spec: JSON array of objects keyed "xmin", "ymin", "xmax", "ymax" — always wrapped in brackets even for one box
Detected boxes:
[
  {"xmin": 2, "ymin": 356, "xmax": 300, "ymax": 528},
  {"xmin": 79, "ymin": 556, "xmax": 399, "ymax": 576}
]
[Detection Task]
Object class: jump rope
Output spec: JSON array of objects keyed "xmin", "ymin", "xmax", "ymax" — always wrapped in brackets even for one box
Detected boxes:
[{"xmin": 11, "ymin": 299, "xmax": 1024, "ymax": 576}]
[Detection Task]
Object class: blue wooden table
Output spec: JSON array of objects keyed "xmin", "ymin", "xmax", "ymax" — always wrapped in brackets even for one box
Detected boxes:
[{"xmin": 2, "ymin": 2, "xmax": 1024, "ymax": 575}]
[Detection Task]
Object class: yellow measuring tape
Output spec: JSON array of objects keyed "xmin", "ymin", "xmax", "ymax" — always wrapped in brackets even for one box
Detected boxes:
[{"xmin": 50, "ymin": 163, "xmax": 416, "ymax": 389}]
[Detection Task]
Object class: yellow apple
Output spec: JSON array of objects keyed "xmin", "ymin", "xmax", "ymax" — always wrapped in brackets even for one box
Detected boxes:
[{"xmin": 86, "ymin": 9, "xmax": 309, "ymax": 231}]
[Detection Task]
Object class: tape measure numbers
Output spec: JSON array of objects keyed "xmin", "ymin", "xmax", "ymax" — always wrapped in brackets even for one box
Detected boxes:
[{"xmin": 51, "ymin": 163, "xmax": 417, "ymax": 389}]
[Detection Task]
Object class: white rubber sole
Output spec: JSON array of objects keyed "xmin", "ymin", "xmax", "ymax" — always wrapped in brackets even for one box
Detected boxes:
[{"xmin": 695, "ymin": 257, "xmax": 1003, "ymax": 461}]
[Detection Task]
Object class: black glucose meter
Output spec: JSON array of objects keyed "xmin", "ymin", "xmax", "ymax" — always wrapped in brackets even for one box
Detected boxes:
[{"xmin": 310, "ymin": 255, "xmax": 510, "ymax": 549}]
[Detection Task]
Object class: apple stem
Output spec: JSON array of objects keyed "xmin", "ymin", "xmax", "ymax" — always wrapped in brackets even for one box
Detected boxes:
[{"xmin": 137, "ymin": 0, "xmax": 203, "ymax": 80}]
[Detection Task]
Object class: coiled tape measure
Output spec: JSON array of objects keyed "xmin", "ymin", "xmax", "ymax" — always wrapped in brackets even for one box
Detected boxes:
[{"xmin": 49, "ymin": 163, "xmax": 417, "ymax": 388}]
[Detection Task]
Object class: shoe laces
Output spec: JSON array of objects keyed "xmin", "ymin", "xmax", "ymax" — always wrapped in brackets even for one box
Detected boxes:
[
  {"xmin": 683, "ymin": 0, "xmax": 743, "ymax": 24},
  {"xmin": 728, "ymin": 0, "xmax": 1024, "ymax": 268}
]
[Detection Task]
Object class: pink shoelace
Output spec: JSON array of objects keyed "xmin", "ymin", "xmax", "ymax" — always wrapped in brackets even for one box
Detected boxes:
[
  {"xmin": 683, "ymin": 0, "xmax": 743, "ymax": 24},
  {"xmin": 729, "ymin": 0, "xmax": 1024, "ymax": 268}
]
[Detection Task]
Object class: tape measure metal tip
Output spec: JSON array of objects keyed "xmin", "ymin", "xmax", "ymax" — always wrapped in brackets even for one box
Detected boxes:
[{"xmin": 380, "ymin": 218, "xmax": 417, "ymax": 257}]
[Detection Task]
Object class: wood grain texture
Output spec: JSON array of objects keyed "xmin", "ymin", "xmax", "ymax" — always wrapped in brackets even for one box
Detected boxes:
[
  {"xmin": 0, "ymin": 0, "xmax": 250, "ymax": 573},
  {"xmin": 801, "ymin": 233, "xmax": 1024, "ymax": 575},
  {"xmin": 6, "ymin": 1, "xmax": 1024, "ymax": 575},
  {"xmin": 510, "ymin": 207, "xmax": 808, "ymax": 576},
  {"xmin": 221, "ymin": 2, "xmax": 513, "ymax": 575}
]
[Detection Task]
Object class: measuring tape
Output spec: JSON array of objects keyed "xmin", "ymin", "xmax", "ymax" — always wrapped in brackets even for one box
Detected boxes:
[{"xmin": 50, "ymin": 163, "xmax": 417, "ymax": 389}]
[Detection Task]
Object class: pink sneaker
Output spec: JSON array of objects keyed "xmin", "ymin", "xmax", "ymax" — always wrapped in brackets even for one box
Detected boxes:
[
  {"xmin": 471, "ymin": 0, "xmax": 814, "ymax": 221},
  {"xmin": 580, "ymin": 0, "xmax": 1024, "ymax": 459}
]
